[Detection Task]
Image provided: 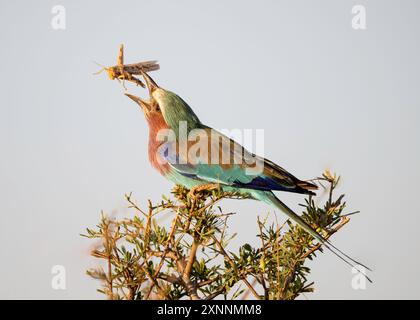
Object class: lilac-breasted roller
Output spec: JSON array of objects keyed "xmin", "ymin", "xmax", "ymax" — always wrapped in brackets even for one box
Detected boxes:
[{"xmin": 125, "ymin": 71, "xmax": 371, "ymax": 282}]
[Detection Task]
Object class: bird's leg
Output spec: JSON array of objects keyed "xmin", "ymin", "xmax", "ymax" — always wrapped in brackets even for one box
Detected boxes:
[
  {"xmin": 187, "ymin": 183, "xmax": 220, "ymax": 199},
  {"xmin": 183, "ymin": 183, "xmax": 220, "ymax": 232}
]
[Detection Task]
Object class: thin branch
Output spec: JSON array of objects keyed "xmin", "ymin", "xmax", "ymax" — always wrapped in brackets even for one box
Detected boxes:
[
  {"xmin": 184, "ymin": 239, "xmax": 199, "ymax": 279},
  {"xmin": 212, "ymin": 236, "xmax": 261, "ymax": 300},
  {"xmin": 257, "ymin": 216, "xmax": 269, "ymax": 300},
  {"xmin": 145, "ymin": 210, "xmax": 181, "ymax": 299}
]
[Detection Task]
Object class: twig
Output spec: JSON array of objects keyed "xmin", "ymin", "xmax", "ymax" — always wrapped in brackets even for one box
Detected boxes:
[
  {"xmin": 257, "ymin": 216, "xmax": 269, "ymax": 300},
  {"xmin": 212, "ymin": 236, "xmax": 261, "ymax": 300},
  {"xmin": 184, "ymin": 240, "xmax": 199, "ymax": 279},
  {"xmin": 301, "ymin": 216, "xmax": 350, "ymax": 259},
  {"xmin": 102, "ymin": 219, "xmax": 114, "ymax": 300},
  {"xmin": 145, "ymin": 210, "xmax": 181, "ymax": 299}
]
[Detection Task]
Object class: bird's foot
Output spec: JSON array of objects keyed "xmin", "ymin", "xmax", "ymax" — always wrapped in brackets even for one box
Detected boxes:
[{"xmin": 187, "ymin": 184, "xmax": 220, "ymax": 199}]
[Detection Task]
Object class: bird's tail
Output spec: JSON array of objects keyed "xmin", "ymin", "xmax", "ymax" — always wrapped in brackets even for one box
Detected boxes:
[{"xmin": 261, "ymin": 191, "xmax": 372, "ymax": 283}]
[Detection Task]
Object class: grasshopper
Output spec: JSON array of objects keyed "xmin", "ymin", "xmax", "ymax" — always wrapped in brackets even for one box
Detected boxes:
[{"xmin": 95, "ymin": 44, "xmax": 159, "ymax": 89}]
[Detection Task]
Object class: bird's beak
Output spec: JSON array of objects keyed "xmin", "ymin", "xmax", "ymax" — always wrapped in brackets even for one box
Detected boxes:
[
  {"xmin": 125, "ymin": 93, "xmax": 152, "ymax": 112},
  {"xmin": 140, "ymin": 70, "xmax": 159, "ymax": 96}
]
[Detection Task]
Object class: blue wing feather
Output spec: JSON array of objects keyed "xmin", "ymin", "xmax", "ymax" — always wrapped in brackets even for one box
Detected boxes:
[{"xmin": 158, "ymin": 129, "xmax": 316, "ymax": 195}]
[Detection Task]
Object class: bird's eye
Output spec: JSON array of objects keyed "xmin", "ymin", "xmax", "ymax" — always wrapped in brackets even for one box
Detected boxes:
[{"xmin": 155, "ymin": 105, "xmax": 160, "ymax": 112}]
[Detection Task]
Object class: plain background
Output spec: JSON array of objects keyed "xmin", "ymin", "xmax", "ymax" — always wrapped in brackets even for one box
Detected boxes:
[{"xmin": 0, "ymin": 0, "xmax": 419, "ymax": 299}]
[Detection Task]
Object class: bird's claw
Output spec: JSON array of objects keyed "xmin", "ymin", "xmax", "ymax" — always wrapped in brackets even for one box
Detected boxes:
[{"xmin": 187, "ymin": 184, "xmax": 220, "ymax": 200}]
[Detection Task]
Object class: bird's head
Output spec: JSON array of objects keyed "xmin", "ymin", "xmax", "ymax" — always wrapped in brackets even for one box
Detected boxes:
[{"xmin": 140, "ymin": 71, "xmax": 202, "ymax": 133}]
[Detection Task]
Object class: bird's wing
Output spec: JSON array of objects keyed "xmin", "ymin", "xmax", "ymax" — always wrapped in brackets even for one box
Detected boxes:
[{"xmin": 159, "ymin": 128, "xmax": 317, "ymax": 194}]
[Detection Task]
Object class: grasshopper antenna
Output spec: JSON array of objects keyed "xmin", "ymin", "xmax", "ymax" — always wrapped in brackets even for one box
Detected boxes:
[{"xmin": 92, "ymin": 61, "xmax": 108, "ymax": 75}]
